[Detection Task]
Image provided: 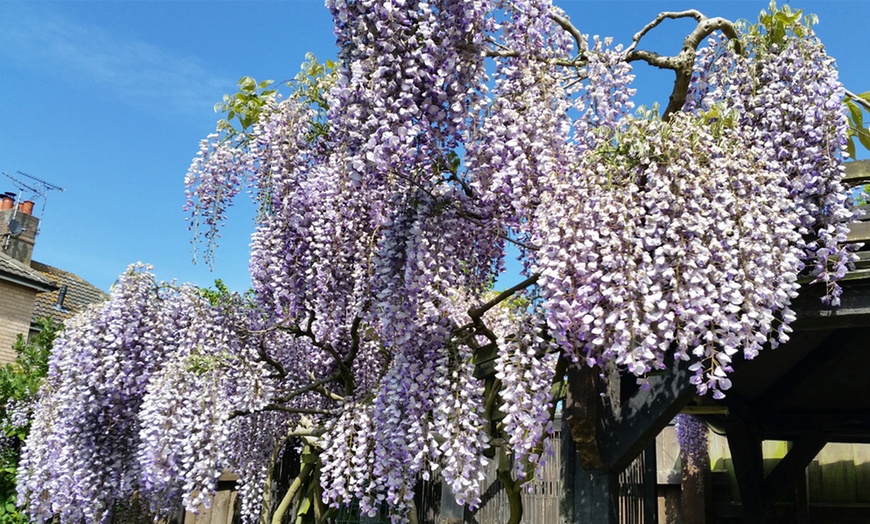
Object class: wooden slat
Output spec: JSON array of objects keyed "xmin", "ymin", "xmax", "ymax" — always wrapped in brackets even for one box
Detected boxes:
[
  {"xmin": 844, "ymin": 160, "xmax": 870, "ymax": 187},
  {"xmin": 853, "ymin": 251, "xmax": 870, "ymax": 269},
  {"xmin": 847, "ymin": 221, "xmax": 870, "ymax": 243},
  {"xmin": 813, "ymin": 444, "xmax": 859, "ymax": 504},
  {"xmin": 210, "ymin": 490, "xmax": 234, "ymax": 524},
  {"xmin": 474, "ymin": 359, "xmax": 496, "ymax": 380},
  {"xmin": 473, "ymin": 343, "xmax": 498, "ymax": 366}
]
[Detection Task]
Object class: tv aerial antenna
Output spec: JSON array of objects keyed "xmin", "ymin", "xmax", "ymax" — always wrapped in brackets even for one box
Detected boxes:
[{"xmin": 1, "ymin": 171, "xmax": 65, "ymax": 235}]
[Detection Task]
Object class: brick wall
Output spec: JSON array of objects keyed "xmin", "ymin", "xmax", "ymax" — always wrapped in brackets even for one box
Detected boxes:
[{"xmin": 0, "ymin": 279, "xmax": 37, "ymax": 363}]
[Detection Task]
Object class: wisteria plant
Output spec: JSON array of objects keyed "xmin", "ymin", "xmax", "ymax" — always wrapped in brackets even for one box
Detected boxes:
[{"xmin": 18, "ymin": 2, "xmax": 859, "ymax": 523}]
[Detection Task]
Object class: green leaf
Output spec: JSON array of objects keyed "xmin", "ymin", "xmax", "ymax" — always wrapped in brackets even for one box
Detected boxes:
[
  {"xmin": 238, "ymin": 76, "xmax": 257, "ymax": 93},
  {"xmin": 847, "ymin": 100, "xmax": 864, "ymax": 129},
  {"xmin": 297, "ymin": 497, "xmax": 311, "ymax": 516},
  {"xmin": 847, "ymin": 137, "xmax": 857, "ymax": 159},
  {"xmin": 258, "ymin": 79, "xmax": 274, "ymax": 89},
  {"xmin": 774, "ymin": 11, "xmax": 794, "ymax": 26},
  {"xmin": 446, "ymin": 150, "xmax": 461, "ymax": 173},
  {"xmin": 859, "ymin": 91, "xmax": 870, "ymax": 103},
  {"xmin": 858, "ymin": 127, "xmax": 870, "ymax": 152}
]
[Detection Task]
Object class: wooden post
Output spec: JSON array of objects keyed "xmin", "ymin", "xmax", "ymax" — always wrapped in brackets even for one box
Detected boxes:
[
  {"xmin": 572, "ymin": 466, "xmax": 620, "ymax": 524},
  {"xmin": 562, "ymin": 358, "xmax": 693, "ymax": 523},
  {"xmin": 725, "ymin": 416, "xmax": 767, "ymax": 523},
  {"xmin": 563, "ymin": 366, "xmax": 618, "ymax": 524},
  {"xmin": 643, "ymin": 442, "xmax": 659, "ymax": 524},
  {"xmin": 680, "ymin": 433, "xmax": 710, "ymax": 523}
]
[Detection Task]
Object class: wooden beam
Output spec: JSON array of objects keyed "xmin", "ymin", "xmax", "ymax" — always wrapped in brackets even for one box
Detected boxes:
[
  {"xmin": 760, "ymin": 437, "xmax": 827, "ymax": 510},
  {"xmin": 752, "ymin": 329, "xmax": 860, "ymax": 416},
  {"xmin": 571, "ymin": 465, "xmax": 620, "ymax": 524},
  {"xmin": 561, "ymin": 416, "xmax": 619, "ymax": 524},
  {"xmin": 642, "ymin": 442, "xmax": 658, "ymax": 524},
  {"xmin": 792, "ymin": 281, "xmax": 870, "ymax": 330},
  {"xmin": 847, "ymin": 221, "xmax": 870, "ymax": 243},
  {"xmin": 472, "ymin": 342, "xmax": 498, "ymax": 379},
  {"xmin": 680, "ymin": 405, "xmax": 729, "ymax": 415},
  {"xmin": 755, "ymin": 411, "xmax": 870, "ymax": 441},
  {"xmin": 844, "ymin": 159, "xmax": 870, "ymax": 186},
  {"xmin": 681, "ymin": 431, "xmax": 711, "ymax": 524},
  {"xmin": 605, "ymin": 361, "xmax": 695, "ymax": 472}
]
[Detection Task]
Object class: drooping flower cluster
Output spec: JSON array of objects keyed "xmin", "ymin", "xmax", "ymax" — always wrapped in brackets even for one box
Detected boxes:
[
  {"xmin": 675, "ymin": 414, "xmax": 709, "ymax": 475},
  {"xmin": 17, "ymin": 267, "xmax": 304, "ymax": 524},
  {"xmin": 185, "ymin": 133, "xmax": 256, "ymax": 266},
  {"xmin": 491, "ymin": 303, "xmax": 558, "ymax": 480},
  {"xmin": 19, "ymin": 265, "xmax": 169, "ymax": 522},
  {"xmin": 685, "ymin": 24, "xmax": 856, "ymax": 306},
  {"xmin": 535, "ymin": 113, "xmax": 805, "ymax": 395},
  {"xmin": 225, "ymin": 410, "xmax": 298, "ymax": 524},
  {"xmin": 136, "ymin": 321, "xmax": 278, "ymax": 516},
  {"xmin": 5, "ymin": 398, "xmax": 35, "ymax": 429},
  {"xmin": 317, "ymin": 309, "xmax": 490, "ymax": 519},
  {"xmin": 465, "ymin": 0, "xmax": 577, "ymax": 263},
  {"xmin": 430, "ymin": 338, "xmax": 490, "ymax": 506}
]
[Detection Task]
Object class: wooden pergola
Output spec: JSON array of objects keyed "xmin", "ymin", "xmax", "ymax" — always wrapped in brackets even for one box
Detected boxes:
[{"xmin": 561, "ymin": 160, "xmax": 870, "ymax": 523}]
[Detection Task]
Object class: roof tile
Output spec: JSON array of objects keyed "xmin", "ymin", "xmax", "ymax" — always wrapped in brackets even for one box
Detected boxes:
[{"xmin": 30, "ymin": 261, "xmax": 108, "ymax": 323}]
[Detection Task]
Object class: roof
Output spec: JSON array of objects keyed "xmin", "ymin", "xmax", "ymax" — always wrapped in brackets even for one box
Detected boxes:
[
  {"xmin": 30, "ymin": 260, "xmax": 108, "ymax": 324},
  {"xmin": 0, "ymin": 252, "xmax": 56, "ymax": 292}
]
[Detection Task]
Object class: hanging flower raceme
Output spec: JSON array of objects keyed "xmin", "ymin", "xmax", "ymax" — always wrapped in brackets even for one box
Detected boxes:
[
  {"xmin": 675, "ymin": 414, "xmax": 709, "ymax": 475},
  {"xmin": 491, "ymin": 303, "xmax": 559, "ymax": 479},
  {"xmin": 535, "ymin": 113, "xmax": 803, "ymax": 397},
  {"xmin": 430, "ymin": 338, "xmax": 490, "ymax": 508},
  {"xmin": 466, "ymin": 0, "xmax": 578, "ymax": 262},
  {"xmin": 18, "ymin": 265, "xmax": 172, "ymax": 522},
  {"xmin": 19, "ymin": 266, "xmax": 285, "ymax": 523},
  {"xmin": 184, "ymin": 133, "xmax": 257, "ymax": 266},
  {"xmin": 686, "ymin": 22, "xmax": 856, "ymax": 306},
  {"xmin": 225, "ymin": 411, "xmax": 298, "ymax": 524},
  {"xmin": 136, "ymin": 294, "xmax": 279, "ymax": 516}
]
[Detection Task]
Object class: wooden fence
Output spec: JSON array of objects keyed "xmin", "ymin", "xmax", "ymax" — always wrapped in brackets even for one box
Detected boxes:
[{"xmin": 178, "ymin": 419, "xmax": 659, "ymax": 524}]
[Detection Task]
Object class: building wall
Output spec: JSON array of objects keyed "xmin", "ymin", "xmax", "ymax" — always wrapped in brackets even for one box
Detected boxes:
[{"xmin": 0, "ymin": 279, "xmax": 37, "ymax": 363}]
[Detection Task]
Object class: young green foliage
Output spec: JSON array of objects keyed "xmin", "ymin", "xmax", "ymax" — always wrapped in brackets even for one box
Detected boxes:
[
  {"xmin": 0, "ymin": 318, "xmax": 60, "ymax": 524},
  {"xmin": 845, "ymin": 92, "xmax": 870, "ymax": 159},
  {"xmin": 215, "ymin": 76, "xmax": 279, "ymax": 139}
]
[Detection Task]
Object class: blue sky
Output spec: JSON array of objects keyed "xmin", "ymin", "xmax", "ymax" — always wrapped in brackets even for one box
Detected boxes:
[{"xmin": 0, "ymin": 0, "xmax": 867, "ymax": 293}]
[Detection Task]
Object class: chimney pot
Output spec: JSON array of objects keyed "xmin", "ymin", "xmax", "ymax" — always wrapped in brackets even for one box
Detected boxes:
[{"xmin": 17, "ymin": 200, "xmax": 34, "ymax": 215}]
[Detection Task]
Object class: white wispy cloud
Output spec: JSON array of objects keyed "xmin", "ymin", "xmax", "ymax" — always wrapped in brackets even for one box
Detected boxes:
[{"xmin": 0, "ymin": 3, "xmax": 230, "ymax": 117}]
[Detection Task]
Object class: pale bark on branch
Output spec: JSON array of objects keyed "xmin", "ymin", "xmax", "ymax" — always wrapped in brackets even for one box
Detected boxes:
[
  {"xmin": 624, "ymin": 11, "xmax": 741, "ymax": 119},
  {"xmin": 484, "ymin": 8, "xmax": 742, "ymax": 120},
  {"xmin": 846, "ymin": 89, "xmax": 870, "ymax": 112}
]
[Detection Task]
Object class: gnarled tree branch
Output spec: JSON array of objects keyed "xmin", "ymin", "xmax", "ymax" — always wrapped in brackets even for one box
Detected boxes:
[
  {"xmin": 468, "ymin": 274, "xmax": 540, "ymax": 320},
  {"xmin": 625, "ymin": 10, "xmax": 704, "ymax": 55},
  {"xmin": 549, "ymin": 10, "xmax": 585, "ymax": 53},
  {"xmin": 625, "ymin": 11, "xmax": 742, "ymax": 119},
  {"xmin": 489, "ymin": 7, "xmax": 743, "ymax": 121}
]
